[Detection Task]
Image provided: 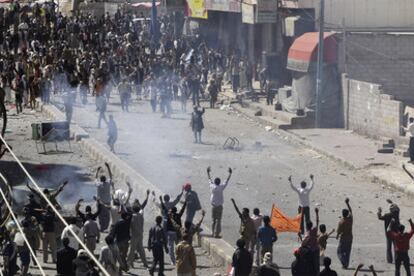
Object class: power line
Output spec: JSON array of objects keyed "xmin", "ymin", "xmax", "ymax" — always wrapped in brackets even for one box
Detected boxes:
[
  {"xmin": 0, "ymin": 134, "xmax": 111, "ymax": 276},
  {"xmin": 330, "ymin": 34, "xmax": 414, "ymax": 87},
  {"xmin": 0, "ymin": 173, "xmax": 45, "ymax": 276},
  {"xmin": 345, "ymin": 38, "xmax": 414, "ymax": 67}
]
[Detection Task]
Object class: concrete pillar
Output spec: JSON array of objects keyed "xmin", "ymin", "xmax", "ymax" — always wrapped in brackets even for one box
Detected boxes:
[
  {"xmin": 247, "ymin": 24, "xmax": 255, "ymax": 63},
  {"xmin": 262, "ymin": 23, "xmax": 274, "ymax": 53}
]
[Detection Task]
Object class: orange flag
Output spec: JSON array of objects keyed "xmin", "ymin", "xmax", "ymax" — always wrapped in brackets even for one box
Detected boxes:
[{"xmin": 270, "ymin": 204, "xmax": 302, "ymax": 233}]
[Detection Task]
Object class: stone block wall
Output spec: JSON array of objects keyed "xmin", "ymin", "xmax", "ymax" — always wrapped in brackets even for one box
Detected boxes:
[
  {"xmin": 342, "ymin": 74, "xmax": 404, "ymax": 140},
  {"xmin": 337, "ymin": 32, "xmax": 414, "ymax": 103}
]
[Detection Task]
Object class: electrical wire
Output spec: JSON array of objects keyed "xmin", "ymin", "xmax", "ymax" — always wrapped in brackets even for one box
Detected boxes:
[
  {"xmin": 0, "ymin": 134, "xmax": 110, "ymax": 276},
  {"xmin": 344, "ymin": 38, "xmax": 414, "ymax": 67},
  {"xmin": 0, "ymin": 173, "xmax": 45, "ymax": 276}
]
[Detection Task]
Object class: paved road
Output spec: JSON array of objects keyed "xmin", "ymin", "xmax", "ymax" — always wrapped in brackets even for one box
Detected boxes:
[
  {"xmin": 59, "ymin": 93, "xmax": 414, "ymax": 275},
  {"xmin": 1, "ymin": 108, "xmax": 225, "ymax": 276}
]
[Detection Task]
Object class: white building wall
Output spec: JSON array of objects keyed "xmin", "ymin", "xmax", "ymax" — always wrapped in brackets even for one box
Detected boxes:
[{"xmin": 320, "ymin": 0, "xmax": 414, "ymax": 31}]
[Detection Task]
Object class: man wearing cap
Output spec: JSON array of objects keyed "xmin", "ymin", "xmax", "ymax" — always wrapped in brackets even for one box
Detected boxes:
[
  {"xmin": 377, "ymin": 199, "xmax": 400, "ymax": 263},
  {"xmin": 207, "ymin": 166, "xmax": 232, "ymax": 238},
  {"xmin": 183, "ymin": 183, "xmax": 201, "ymax": 224}
]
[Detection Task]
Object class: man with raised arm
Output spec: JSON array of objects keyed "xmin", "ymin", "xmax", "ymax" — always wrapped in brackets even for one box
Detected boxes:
[
  {"xmin": 207, "ymin": 166, "xmax": 232, "ymax": 238},
  {"xmin": 301, "ymin": 208, "xmax": 320, "ymax": 274},
  {"xmin": 127, "ymin": 189, "xmax": 150, "ymax": 268},
  {"xmin": 26, "ymin": 179, "xmax": 69, "ymax": 210},
  {"xmin": 388, "ymin": 218, "xmax": 414, "ymax": 276},
  {"xmin": 231, "ymin": 198, "xmax": 256, "ymax": 254},
  {"xmin": 336, "ymin": 198, "xmax": 353, "ymax": 269},
  {"xmin": 289, "ymin": 174, "xmax": 314, "ymax": 234},
  {"xmin": 95, "ymin": 162, "xmax": 113, "ymax": 232},
  {"xmin": 377, "ymin": 199, "xmax": 400, "ymax": 263},
  {"xmin": 75, "ymin": 197, "xmax": 102, "ymax": 224}
]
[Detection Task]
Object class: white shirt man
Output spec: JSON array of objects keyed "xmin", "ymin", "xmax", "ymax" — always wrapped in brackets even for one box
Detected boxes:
[
  {"xmin": 207, "ymin": 167, "xmax": 232, "ymax": 238},
  {"xmin": 404, "ymin": 119, "xmax": 414, "ymax": 137},
  {"xmin": 61, "ymin": 221, "xmax": 83, "ymax": 250},
  {"xmin": 289, "ymin": 175, "xmax": 315, "ymax": 234},
  {"xmin": 403, "ymin": 117, "xmax": 414, "ymax": 162},
  {"xmin": 210, "ymin": 179, "xmax": 229, "ymax": 207},
  {"xmin": 289, "ymin": 177, "xmax": 314, "ymax": 207}
]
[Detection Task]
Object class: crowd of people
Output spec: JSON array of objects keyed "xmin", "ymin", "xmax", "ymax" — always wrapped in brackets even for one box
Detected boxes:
[
  {"xmin": 4, "ymin": 161, "xmax": 413, "ymax": 276},
  {"xmin": 0, "ymin": 1, "xmax": 413, "ymax": 276},
  {"xmin": 0, "ymin": 0, "xmax": 266, "ymax": 124}
]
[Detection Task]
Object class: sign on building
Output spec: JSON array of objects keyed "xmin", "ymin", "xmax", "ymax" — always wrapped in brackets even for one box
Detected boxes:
[
  {"xmin": 242, "ymin": 0, "xmax": 277, "ymax": 24},
  {"xmin": 205, "ymin": 0, "xmax": 241, "ymax": 13},
  {"xmin": 187, "ymin": 0, "xmax": 208, "ymax": 18}
]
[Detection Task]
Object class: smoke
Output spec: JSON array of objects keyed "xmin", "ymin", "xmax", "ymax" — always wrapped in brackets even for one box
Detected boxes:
[{"xmin": 15, "ymin": 164, "xmax": 96, "ymax": 211}]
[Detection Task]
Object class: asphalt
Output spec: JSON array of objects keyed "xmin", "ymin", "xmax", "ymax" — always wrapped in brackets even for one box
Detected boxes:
[
  {"xmin": 0, "ymin": 106, "xmax": 226, "ymax": 276},
  {"xmin": 47, "ymin": 91, "xmax": 414, "ymax": 275}
]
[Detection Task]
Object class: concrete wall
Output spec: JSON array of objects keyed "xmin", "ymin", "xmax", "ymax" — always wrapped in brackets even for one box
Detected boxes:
[
  {"xmin": 336, "ymin": 32, "xmax": 414, "ymax": 103},
  {"xmin": 319, "ymin": 0, "xmax": 414, "ymax": 31},
  {"xmin": 342, "ymin": 74, "xmax": 404, "ymax": 140}
]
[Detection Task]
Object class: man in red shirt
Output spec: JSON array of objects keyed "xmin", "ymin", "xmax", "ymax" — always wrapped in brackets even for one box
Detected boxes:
[{"xmin": 388, "ymin": 218, "xmax": 414, "ymax": 276}]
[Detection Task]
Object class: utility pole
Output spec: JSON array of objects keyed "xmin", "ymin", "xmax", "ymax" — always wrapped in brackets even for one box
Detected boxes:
[
  {"xmin": 342, "ymin": 18, "xmax": 347, "ymax": 74},
  {"xmin": 315, "ymin": 0, "xmax": 324, "ymax": 128}
]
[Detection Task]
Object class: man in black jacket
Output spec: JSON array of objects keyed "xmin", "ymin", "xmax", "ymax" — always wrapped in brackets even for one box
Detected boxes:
[
  {"xmin": 148, "ymin": 216, "xmax": 169, "ymax": 276},
  {"xmin": 40, "ymin": 206, "xmax": 57, "ymax": 263},
  {"xmin": 110, "ymin": 212, "xmax": 131, "ymax": 265},
  {"xmin": 56, "ymin": 237, "xmax": 77, "ymax": 276},
  {"xmin": 232, "ymin": 239, "xmax": 253, "ymax": 276}
]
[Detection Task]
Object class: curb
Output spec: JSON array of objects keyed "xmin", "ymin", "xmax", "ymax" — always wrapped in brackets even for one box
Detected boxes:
[
  {"xmin": 230, "ymin": 103, "xmax": 357, "ymax": 171},
  {"xmin": 227, "ymin": 100, "xmax": 414, "ymax": 198},
  {"xmin": 40, "ymin": 103, "xmax": 236, "ymax": 269}
]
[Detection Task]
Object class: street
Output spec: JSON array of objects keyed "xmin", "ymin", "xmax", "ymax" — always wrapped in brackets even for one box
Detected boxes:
[
  {"xmin": 0, "ymin": 108, "xmax": 225, "ymax": 276},
  {"xmin": 56, "ymin": 92, "xmax": 414, "ymax": 275}
]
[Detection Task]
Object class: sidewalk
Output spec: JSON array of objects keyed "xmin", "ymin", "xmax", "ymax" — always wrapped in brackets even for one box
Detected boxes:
[{"xmin": 219, "ymin": 87, "xmax": 414, "ymax": 197}]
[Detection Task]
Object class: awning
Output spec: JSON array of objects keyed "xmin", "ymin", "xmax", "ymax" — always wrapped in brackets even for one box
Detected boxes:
[
  {"xmin": 130, "ymin": 2, "xmax": 160, "ymax": 8},
  {"xmin": 287, "ymin": 32, "xmax": 337, "ymax": 72}
]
